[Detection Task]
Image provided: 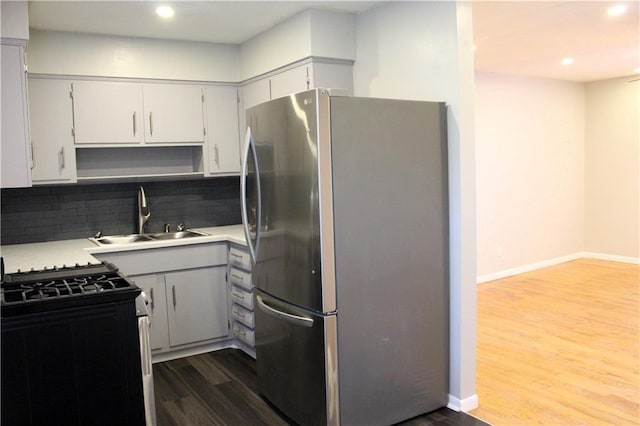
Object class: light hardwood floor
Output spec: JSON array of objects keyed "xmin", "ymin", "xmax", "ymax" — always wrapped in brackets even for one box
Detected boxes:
[{"xmin": 469, "ymin": 258, "xmax": 639, "ymax": 425}]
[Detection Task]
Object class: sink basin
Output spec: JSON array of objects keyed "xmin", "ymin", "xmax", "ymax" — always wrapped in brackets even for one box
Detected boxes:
[
  {"xmin": 91, "ymin": 230, "xmax": 207, "ymax": 245},
  {"xmin": 147, "ymin": 230, "xmax": 206, "ymax": 240},
  {"xmin": 95, "ymin": 234, "xmax": 154, "ymax": 244}
]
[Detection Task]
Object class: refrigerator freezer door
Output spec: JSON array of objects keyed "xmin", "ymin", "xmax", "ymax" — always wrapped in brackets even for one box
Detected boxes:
[
  {"xmin": 255, "ymin": 290, "xmax": 338, "ymax": 426},
  {"xmin": 245, "ymin": 90, "xmax": 336, "ymax": 314}
]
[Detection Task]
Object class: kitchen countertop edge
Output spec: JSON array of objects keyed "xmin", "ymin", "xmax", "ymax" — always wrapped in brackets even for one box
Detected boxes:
[{"xmin": 1, "ymin": 225, "xmax": 246, "ymax": 274}]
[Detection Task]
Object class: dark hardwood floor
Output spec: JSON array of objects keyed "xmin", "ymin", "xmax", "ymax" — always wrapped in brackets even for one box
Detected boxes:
[{"xmin": 153, "ymin": 349, "xmax": 489, "ymax": 426}]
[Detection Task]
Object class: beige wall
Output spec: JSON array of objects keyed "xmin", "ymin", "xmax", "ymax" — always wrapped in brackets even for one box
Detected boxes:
[
  {"xmin": 27, "ymin": 29, "xmax": 239, "ymax": 81},
  {"xmin": 585, "ymin": 76, "xmax": 640, "ymax": 260},
  {"xmin": 475, "ymin": 72, "xmax": 640, "ymax": 281},
  {"xmin": 1, "ymin": 1, "xmax": 29, "ymax": 39},
  {"xmin": 475, "ymin": 72, "xmax": 586, "ymax": 280}
]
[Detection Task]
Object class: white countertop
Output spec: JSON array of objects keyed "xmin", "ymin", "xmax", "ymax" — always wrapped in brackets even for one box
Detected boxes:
[{"xmin": 0, "ymin": 224, "xmax": 246, "ymax": 274}]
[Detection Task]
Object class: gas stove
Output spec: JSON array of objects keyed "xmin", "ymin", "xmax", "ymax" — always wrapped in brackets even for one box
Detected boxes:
[
  {"xmin": 1, "ymin": 260, "xmax": 147, "ymax": 425},
  {"xmin": 0, "ymin": 261, "xmax": 141, "ymax": 317}
]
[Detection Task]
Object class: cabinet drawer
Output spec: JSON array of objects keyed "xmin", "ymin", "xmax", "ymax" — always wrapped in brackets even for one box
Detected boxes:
[
  {"xmin": 229, "ymin": 267, "xmax": 252, "ymax": 291},
  {"xmin": 232, "ymin": 322, "xmax": 255, "ymax": 346},
  {"xmin": 231, "ymin": 303, "xmax": 255, "ymax": 329},
  {"xmin": 230, "ymin": 285, "xmax": 254, "ymax": 310},
  {"xmin": 228, "ymin": 247, "xmax": 251, "ymax": 270}
]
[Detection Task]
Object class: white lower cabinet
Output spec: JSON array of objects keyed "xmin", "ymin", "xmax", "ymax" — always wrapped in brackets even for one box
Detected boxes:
[
  {"xmin": 132, "ymin": 267, "xmax": 229, "ymax": 353},
  {"xmin": 93, "ymin": 243, "xmax": 230, "ymax": 361},
  {"xmin": 165, "ymin": 267, "xmax": 228, "ymax": 346},
  {"xmin": 130, "ymin": 274, "xmax": 168, "ymax": 351}
]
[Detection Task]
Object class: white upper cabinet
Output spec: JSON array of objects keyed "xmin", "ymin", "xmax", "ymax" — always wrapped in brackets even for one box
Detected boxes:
[
  {"xmin": 204, "ymin": 86, "xmax": 241, "ymax": 175},
  {"xmin": 142, "ymin": 84, "xmax": 205, "ymax": 144},
  {"xmin": 72, "ymin": 81, "xmax": 143, "ymax": 144},
  {"xmin": 1, "ymin": 42, "xmax": 31, "ymax": 188},
  {"xmin": 29, "ymin": 78, "xmax": 77, "ymax": 184},
  {"xmin": 71, "ymin": 81, "xmax": 205, "ymax": 145}
]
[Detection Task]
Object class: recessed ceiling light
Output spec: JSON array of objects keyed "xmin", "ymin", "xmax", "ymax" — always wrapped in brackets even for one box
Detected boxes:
[
  {"xmin": 561, "ymin": 57, "xmax": 574, "ymax": 66},
  {"xmin": 607, "ymin": 4, "xmax": 628, "ymax": 17},
  {"xmin": 156, "ymin": 5, "xmax": 174, "ymax": 18}
]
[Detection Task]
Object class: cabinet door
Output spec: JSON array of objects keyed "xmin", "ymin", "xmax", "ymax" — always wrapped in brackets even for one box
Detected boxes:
[
  {"xmin": 269, "ymin": 65, "xmax": 309, "ymax": 100},
  {"xmin": 165, "ymin": 267, "xmax": 229, "ymax": 347},
  {"xmin": 142, "ymin": 84, "xmax": 204, "ymax": 144},
  {"xmin": 204, "ymin": 86, "xmax": 241, "ymax": 175},
  {"xmin": 1, "ymin": 43, "xmax": 31, "ymax": 188},
  {"xmin": 72, "ymin": 81, "xmax": 143, "ymax": 144},
  {"xmin": 242, "ymin": 78, "xmax": 271, "ymax": 110},
  {"xmin": 130, "ymin": 274, "xmax": 169, "ymax": 352},
  {"xmin": 29, "ymin": 79, "xmax": 77, "ymax": 184}
]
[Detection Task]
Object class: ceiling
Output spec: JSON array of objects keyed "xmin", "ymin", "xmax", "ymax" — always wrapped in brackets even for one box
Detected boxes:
[{"xmin": 27, "ymin": 1, "xmax": 640, "ymax": 82}]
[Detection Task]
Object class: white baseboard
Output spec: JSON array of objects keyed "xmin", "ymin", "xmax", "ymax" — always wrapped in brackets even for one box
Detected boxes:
[
  {"xmin": 447, "ymin": 393, "xmax": 479, "ymax": 412},
  {"xmin": 477, "ymin": 251, "xmax": 640, "ymax": 284},
  {"xmin": 476, "ymin": 252, "xmax": 583, "ymax": 284},
  {"xmin": 582, "ymin": 251, "xmax": 640, "ymax": 265}
]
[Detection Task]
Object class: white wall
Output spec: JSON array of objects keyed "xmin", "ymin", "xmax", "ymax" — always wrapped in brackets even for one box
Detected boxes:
[
  {"xmin": 1, "ymin": 0, "xmax": 29, "ymax": 39},
  {"xmin": 27, "ymin": 30, "xmax": 239, "ymax": 82},
  {"xmin": 585, "ymin": 76, "xmax": 640, "ymax": 261},
  {"xmin": 239, "ymin": 8, "xmax": 355, "ymax": 81},
  {"xmin": 354, "ymin": 2, "xmax": 478, "ymax": 411},
  {"xmin": 475, "ymin": 72, "xmax": 586, "ymax": 280}
]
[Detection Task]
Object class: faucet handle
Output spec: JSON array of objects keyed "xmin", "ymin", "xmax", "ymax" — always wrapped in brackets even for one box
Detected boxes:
[{"xmin": 176, "ymin": 223, "xmax": 186, "ymax": 232}]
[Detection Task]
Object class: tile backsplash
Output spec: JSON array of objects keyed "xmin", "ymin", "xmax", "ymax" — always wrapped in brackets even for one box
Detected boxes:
[{"xmin": 1, "ymin": 177, "xmax": 241, "ymax": 245}]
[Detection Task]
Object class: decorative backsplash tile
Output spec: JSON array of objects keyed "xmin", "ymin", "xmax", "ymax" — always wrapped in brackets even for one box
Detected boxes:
[{"xmin": 1, "ymin": 177, "xmax": 241, "ymax": 245}]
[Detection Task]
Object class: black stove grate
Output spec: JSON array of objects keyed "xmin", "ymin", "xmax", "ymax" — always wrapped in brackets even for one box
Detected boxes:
[{"xmin": 0, "ymin": 262, "xmax": 140, "ymax": 317}]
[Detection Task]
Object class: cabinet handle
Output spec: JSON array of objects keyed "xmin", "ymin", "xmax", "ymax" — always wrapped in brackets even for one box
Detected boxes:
[
  {"xmin": 231, "ymin": 273, "xmax": 243, "ymax": 282},
  {"xmin": 172, "ymin": 285, "xmax": 176, "ymax": 309},
  {"xmin": 149, "ymin": 112, "xmax": 153, "ymax": 136},
  {"xmin": 133, "ymin": 112, "xmax": 136, "ymax": 135},
  {"xmin": 149, "ymin": 288, "xmax": 154, "ymax": 311},
  {"xmin": 59, "ymin": 147, "xmax": 65, "ymax": 169},
  {"xmin": 214, "ymin": 144, "xmax": 219, "ymax": 168}
]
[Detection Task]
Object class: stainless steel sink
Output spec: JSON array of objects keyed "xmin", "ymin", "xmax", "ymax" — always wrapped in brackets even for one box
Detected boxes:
[
  {"xmin": 91, "ymin": 230, "xmax": 207, "ymax": 245},
  {"xmin": 147, "ymin": 230, "xmax": 206, "ymax": 240},
  {"xmin": 94, "ymin": 234, "xmax": 154, "ymax": 244}
]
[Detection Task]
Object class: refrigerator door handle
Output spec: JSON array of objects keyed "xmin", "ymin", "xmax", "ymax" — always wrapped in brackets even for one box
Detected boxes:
[
  {"xmin": 241, "ymin": 126, "xmax": 261, "ymax": 265},
  {"xmin": 256, "ymin": 295, "xmax": 314, "ymax": 328}
]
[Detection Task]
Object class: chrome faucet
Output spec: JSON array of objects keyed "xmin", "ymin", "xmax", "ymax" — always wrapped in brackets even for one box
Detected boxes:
[{"xmin": 137, "ymin": 186, "xmax": 151, "ymax": 234}]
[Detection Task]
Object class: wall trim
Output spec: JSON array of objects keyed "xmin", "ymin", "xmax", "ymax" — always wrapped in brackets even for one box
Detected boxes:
[
  {"xmin": 447, "ymin": 393, "xmax": 479, "ymax": 412},
  {"xmin": 477, "ymin": 253, "xmax": 583, "ymax": 284},
  {"xmin": 477, "ymin": 251, "xmax": 640, "ymax": 284},
  {"xmin": 582, "ymin": 251, "xmax": 640, "ymax": 265}
]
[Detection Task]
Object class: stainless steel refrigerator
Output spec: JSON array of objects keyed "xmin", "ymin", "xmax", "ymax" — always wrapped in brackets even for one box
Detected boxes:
[{"xmin": 241, "ymin": 89, "xmax": 448, "ymax": 426}]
